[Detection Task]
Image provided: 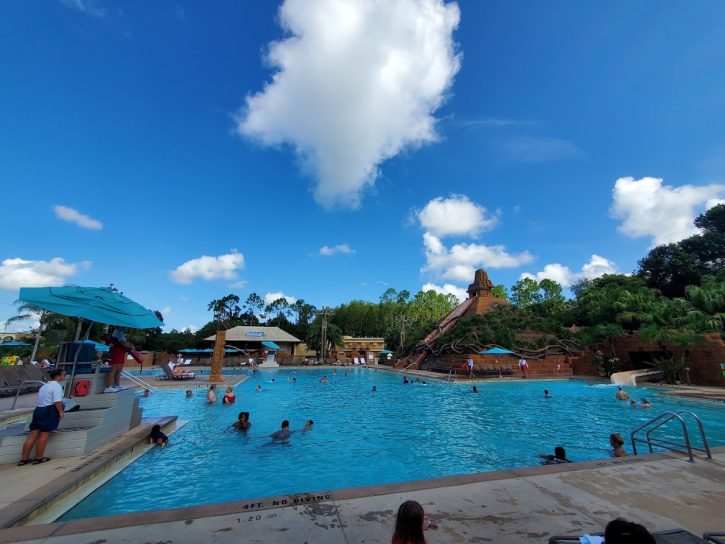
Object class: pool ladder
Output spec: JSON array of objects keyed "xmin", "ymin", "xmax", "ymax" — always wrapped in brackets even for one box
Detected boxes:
[
  {"xmin": 630, "ymin": 410, "xmax": 712, "ymax": 463},
  {"xmin": 121, "ymin": 370, "xmax": 158, "ymax": 393}
]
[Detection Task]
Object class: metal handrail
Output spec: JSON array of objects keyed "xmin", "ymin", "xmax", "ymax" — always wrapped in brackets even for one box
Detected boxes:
[
  {"xmin": 630, "ymin": 410, "xmax": 712, "ymax": 462},
  {"xmin": 121, "ymin": 370, "xmax": 157, "ymax": 392},
  {"xmin": 11, "ymin": 380, "xmax": 47, "ymax": 410}
]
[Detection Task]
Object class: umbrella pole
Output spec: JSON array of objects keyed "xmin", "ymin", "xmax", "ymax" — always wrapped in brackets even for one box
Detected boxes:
[
  {"xmin": 30, "ymin": 325, "xmax": 42, "ymax": 364},
  {"xmin": 74, "ymin": 319, "xmax": 83, "ymax": 341}
]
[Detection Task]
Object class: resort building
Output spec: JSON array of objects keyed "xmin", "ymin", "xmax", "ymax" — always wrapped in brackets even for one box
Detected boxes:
[
  {"xmin": 337, "ymin": 336, "xmax": 386, "ymax": 364},
  {"xmin": 204, "ymin": 325, "xmax": 302, "ymax": 356}
]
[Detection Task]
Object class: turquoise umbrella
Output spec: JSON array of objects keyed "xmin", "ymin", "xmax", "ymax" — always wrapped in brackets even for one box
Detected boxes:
[
  {"xmin": 480, "ymin": 347, "xmax": 516, "ymax": 355},
  {"xmin": 18, "ymin": 286, "xmax": 163, "ymax": 329},
  {"xmin": 0, "ymin": 341, "xmax": 32, "ymax": 347}
]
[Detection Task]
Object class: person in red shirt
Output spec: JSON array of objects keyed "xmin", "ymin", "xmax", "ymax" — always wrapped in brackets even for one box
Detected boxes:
[
  {"xmin": 103, "ymin": 328, "xmax": 133, "ymax": 393},
  {"xmin": 222, "ymin": 386, "xmax": 236, "ymax": 404}
]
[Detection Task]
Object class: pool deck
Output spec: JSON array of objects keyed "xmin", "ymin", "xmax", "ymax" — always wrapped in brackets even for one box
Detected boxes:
[{"xmin": 0, "ymin": 446, "xmax": 722, "ymax": 543}]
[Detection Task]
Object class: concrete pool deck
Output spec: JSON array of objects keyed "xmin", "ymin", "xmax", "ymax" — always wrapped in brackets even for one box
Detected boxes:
[{"xmin": 0, "ymin": 448, "xmax": 722, "ymax": 543}]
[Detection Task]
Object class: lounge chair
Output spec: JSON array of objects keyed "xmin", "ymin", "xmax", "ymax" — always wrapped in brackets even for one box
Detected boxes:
[
  {"xmin": 160, "ymin": 361, "xmax": 196, "ymax": 381},
  {"xmin": 0, "ymin": 367, "xmax": 38, "ymax": 394},
  {"xmin": 549, "ymin": 528, "xmax": 708, "ymax": 544},
  {"xmin": 24, "ymin": 365, "xmax": 49, "ymax": 383},
  {"xmin": 704, "ymin": 533, "xmax": 725, "ymax": 544}
]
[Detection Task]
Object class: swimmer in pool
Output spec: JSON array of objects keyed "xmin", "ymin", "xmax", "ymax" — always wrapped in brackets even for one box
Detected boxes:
[
  {"xmin": 472, "ymin": 385, "xmax": 479, "ymax": 393},
  {"xmin": 616, "ymin": 386, "xmax": 629, "ymax": 401},
  {"xmin": 372, "ymin": 385, "xmax": 377, "ymax": 392},
  {"xmin": 538, "ymin": 446, "xmax": 571, "ymax": 464},
  {"xmin": 544, "ymin": 389, "xmax": 552, "ymax": 398},
  {"xmin": 185, "ymin": 389, "xmax": 193, "ymax": 398},
  {"xmin": 256, "ymin": 385, "xmax": 262, "ymax": 392},
  {"xmin": 270, "ymin": 420, "xmax": 292, "ymax": 441},
  {"xmin": 610, "ymin": 433, "xmax": 628, "ymax": 457},
  {"xmin": 641, "ymin": 399, "xmax": 651, "ymax": 408},
  {"xmin": 232, "ymin": 411, "xmax": 251, "ymax": 431}
]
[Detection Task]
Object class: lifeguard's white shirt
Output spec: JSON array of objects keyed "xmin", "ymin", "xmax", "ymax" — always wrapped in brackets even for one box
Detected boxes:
[{"xmin": 37, "ymin": 381, "xmax": 63, "ymax": 407}]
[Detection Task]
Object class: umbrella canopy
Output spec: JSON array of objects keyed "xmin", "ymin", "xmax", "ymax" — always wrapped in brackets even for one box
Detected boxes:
[
  {"xmin": 480, "ymin": 347, "xmax": 516, "ymax": 355},
  {"xmin": 0, "ymin": 341, "xmax": 32, "ymax": 347},
  {"xmin": 18, "ymin": 286, "xmax": 163, "ymax": 329},
  {"xmin": 379, "ymin": 349, "xmax": 394, "ymax": 354},
  {"xmin": 179, "ymin": 348, "xmax": 199, "ymax": 353},
  {"xmin": 81, "ymin": 339, "xmax": 109, "ymax": 352},
  {"xmin": 262, "ymin": 341, "xmax": 280, "ymax": 350}
]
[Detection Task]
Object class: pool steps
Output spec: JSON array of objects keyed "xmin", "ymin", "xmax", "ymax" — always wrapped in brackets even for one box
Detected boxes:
[{"xmin": 0, "ymin": 388, "xmax": 141, "ymax": 465}]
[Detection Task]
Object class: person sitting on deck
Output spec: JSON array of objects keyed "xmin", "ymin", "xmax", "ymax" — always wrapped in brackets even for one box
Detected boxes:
[
  {"xmin": 604, "ymin": 518, "xmax": 655, "ymax": 544},
  {"xmin": 538, "ymin": 446, "xmax": 571, "ymax": 464},
  {"xmin": 147, "ymin": 424, "xmax": 168, "ymax": 448},
  {"xmin": 222, "ymin": 386, "xmax": 236, "ymax": 404},
  {"xmin": 391, "ymin": 500, "xmax": 428, "ymax": 544}
]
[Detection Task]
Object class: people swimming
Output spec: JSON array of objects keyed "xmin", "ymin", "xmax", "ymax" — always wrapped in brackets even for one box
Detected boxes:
[
  {"xmin": 640, "ymin": 399, "xmax": 651, "ymax": 408},
  {"xmin": 544, "ymin": 389, "xmax": 552, "ymax": 398},
  {"xmin": 147, "ymin": 424, "xmax": 168, "ymax": 448},
  {"xmin": 302, "ymin": 419, "xmax": 313, "ymax": 431},
  {"xmin": 538, "ymin": 446, "xmax": 571, "ymax": 464},
  {"xmin": 402, "ymin": 376, "xmax": 409, "ymax": 384},
  {"xmin": 256, "ymin": 385, "xmax": 262, "ymax": 392},
  {"xmin": 371, "ymin": 385, "xmax": 377, "ymax": 392},
  {"xmin": 630, "ymin": 399, "xmax": 637, "ymax": 408},
  {"xmin": 615, "ymin": 386, "xmax": 629, "ymax": 401},
  {"xmin": 222, "ymin": 386, "xmax": 236, "ymax": 404},
  {"xmin": 472, "ymin": 385, "xmax": 479, "ymax": 393},
  {"xmin": 232, "ymin": 411, "xmax": 251, "ymax": 431},
  {"xmin": 610, "ymin": 433, "xmax": 628, "ymax": 457},
  {"xmin": 320, "ymin": 376, "xmax": 329, "ymax": 383},
  {"xmin": 207, "ymin": 384, "xmax": 217, "ymax": 404},
  {"xmin": 270, "ymin": 420, "xmax": 292, "ymax": 441},
  {"xmin": 185, "ymin": 389, "xmax": 193, "ymax": 398}
]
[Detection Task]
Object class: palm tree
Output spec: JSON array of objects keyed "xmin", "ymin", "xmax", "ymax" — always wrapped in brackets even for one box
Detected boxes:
[
  {"xmin": 206, "ymin": 294, "xmax": 241, "ymax": 382},
  {"xmin": 6, "ymin": 303, "xmax": 60, "ymax": 363}
]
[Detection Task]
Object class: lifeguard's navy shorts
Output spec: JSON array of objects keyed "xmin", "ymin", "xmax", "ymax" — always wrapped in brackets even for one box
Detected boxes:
[{"xmin": 29, "ymin": 406, "xmax": 60, "ymax": 432}]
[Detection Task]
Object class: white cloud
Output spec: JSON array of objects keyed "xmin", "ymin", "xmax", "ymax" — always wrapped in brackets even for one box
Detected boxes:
[
  {"xmin": 170, "ymin": 250, "xmax": 245, "ymax": 285},
  {"xmin": 611, "ymin": 176, "xmax": 725, "ymax": 246},
  {"xmin": 237, "ymin": 0, "xmax": 461, "ymax": 209},
  {"xmin": 53, "ymin": 205, "xmax": 103, "ymax": 230},
  {"xmin": 264, "ymin": 291, "xmax": 298, "ymax": 305},
  {"xmin": 422, "ymin": 233, "xmax": 533, "ymax": 282},
  {"xmin": 499, "ymin": 136, "xmax": 582, "ymax": 163},
  {"xmin": 421, "ymin": 282, "xmax": 467, "ymax": 303},
  {"xmin": 229, "ymin": 280, "xmax": 248, "ymax": 289},
  {"xmin": 319, "ymin": 243, "xmax": 356, "ymax": 256},
  {"xmin": 160, "ymin": 306, "xmax": 172, "ymax": 318},
  {"xmin": 417, "ymin": 195, "xmax": 497, "ymax": 238},
  {"xmin": 60, "ymin": 0, "xmax": 105, "ymax": 17},
  {"xmin": 0, "ymin": 257, "xmax": 89, "ymax": 290},
  {"xmin": 520, "ymin": 254, "xmax": 617, "ymax": 287}
]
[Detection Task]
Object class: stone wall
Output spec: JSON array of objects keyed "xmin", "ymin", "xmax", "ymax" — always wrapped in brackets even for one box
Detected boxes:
[{"xmin": 610, "ymin": 333, "xmax": 725, "ymax": 387}]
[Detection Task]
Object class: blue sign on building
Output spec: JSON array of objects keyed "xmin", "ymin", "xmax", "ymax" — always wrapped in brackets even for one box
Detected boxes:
[{"xmin": 245, "ymin": 331, "xmax": 265, "ymax": 337}]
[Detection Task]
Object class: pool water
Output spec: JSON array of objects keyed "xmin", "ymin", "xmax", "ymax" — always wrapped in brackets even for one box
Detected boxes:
[{"xmin": 61, "ymin": 369, "xmax": 725, "ymax": 520}]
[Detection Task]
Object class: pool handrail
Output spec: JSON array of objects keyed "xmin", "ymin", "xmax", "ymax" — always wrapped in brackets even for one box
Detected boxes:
[{"xmin": 630, "ymin": 410, "xmax": 712, "ymax": 462}]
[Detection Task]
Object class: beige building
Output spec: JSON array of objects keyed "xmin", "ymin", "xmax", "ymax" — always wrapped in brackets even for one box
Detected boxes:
[{"xmin": 337, "ymin": 336, "xmax": 386, "ymax": 364}]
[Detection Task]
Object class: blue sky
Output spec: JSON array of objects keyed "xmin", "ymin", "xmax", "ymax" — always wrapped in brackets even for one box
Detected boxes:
[{"xmin": 1, "ymin": 0, "xmax": 724, "ymax": 333}]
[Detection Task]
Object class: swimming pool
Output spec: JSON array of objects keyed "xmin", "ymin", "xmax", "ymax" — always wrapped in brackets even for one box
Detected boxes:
[{"xmin": 61, "ymin": 369, "xmax": 725, "ymax": 520}]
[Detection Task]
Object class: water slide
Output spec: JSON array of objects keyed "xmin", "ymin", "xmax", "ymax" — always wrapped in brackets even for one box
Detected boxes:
[
  {"xmin": 401, "ymin": 297, "xmax": 475, "ymax": 369},
  {"xmin": 610, "ymin": 369, "xmax": 663, "ymax": 386}
]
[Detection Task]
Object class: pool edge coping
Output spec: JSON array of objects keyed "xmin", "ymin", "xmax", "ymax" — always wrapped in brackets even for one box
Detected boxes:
[
  {"xmin": 0, "ymin": 415, "xmax": 178, "ymax": 530},
  {"xmin": 0, "ymin": 446, "xmax": 723, "ymax": 543}
]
